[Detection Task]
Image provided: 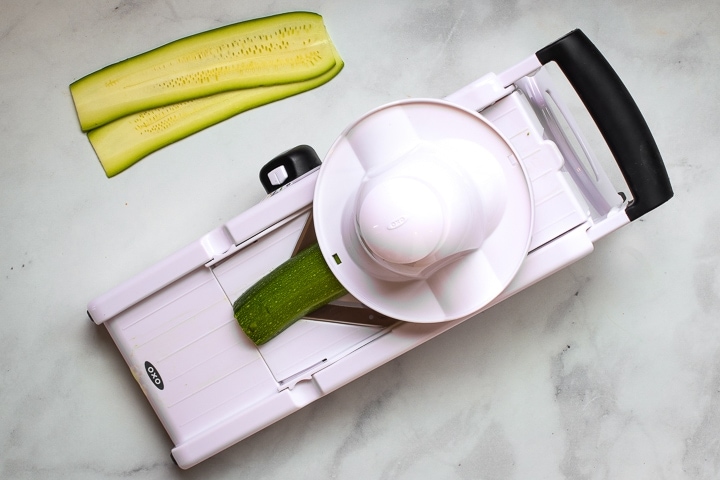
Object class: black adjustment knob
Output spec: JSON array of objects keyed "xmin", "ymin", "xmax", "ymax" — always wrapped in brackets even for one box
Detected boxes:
[{"xmin": 259, "ymin": 145, "xmax": 322, "ymax": 194}]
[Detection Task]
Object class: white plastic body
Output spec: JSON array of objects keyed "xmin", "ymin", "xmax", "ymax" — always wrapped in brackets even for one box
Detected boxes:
[{"xmin": 88, "ymin": 56, "xmax": 631, "ymax": 469}]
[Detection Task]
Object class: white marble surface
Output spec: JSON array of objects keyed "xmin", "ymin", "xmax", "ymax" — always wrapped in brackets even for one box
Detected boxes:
[{"xmin": 1, "ymin": 0, "xmax": 718, "ymax": 478}]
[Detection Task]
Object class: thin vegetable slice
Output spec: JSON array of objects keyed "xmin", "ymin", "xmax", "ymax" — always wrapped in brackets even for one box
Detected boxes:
[
  {"xmin": 88, "ymin": 49, "xmax": 343, "ymax": 177},
  {"xmin": 233, "ymin": 243, "xmax": 347, "ymax": 345},
  {"xmin": 70, "ymin": 11, "xmax": 337, "ymax": 130}
]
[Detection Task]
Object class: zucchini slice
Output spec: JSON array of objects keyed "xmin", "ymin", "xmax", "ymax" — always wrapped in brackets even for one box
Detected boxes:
[
  {"xmin": 87, "ymin": 49, "xmax": 343, "ymax": 177},
  {"xmin": 70, "ymin": 11, "xmax": 337, "ymax": 130},
  {"xmin": 233, "ymin": 243, "xmax": 347, "ymax": 346}
]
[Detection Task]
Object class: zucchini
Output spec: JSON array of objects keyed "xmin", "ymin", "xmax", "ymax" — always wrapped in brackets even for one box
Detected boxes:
[
  {"xmin": 70, "ymin": 11, "xmax": 337, "ymax": 130},
  {"xmin": 233, "ymin": 243, "xmax": 347, "ymax": 345},
  {"xmin": 87, "ymin": 48, "xmax": 343, "ymax": 177}
]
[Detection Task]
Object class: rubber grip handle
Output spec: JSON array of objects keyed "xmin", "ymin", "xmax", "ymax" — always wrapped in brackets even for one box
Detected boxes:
[{"xmin": 536, "ymin": 30, "xmax": 672, "ymax": 220}]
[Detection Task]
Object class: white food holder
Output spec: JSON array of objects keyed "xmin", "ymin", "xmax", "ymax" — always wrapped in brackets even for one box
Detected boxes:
[{"xmin": 314, "ymin": 99, "xmax": 534, "ymax": 322}]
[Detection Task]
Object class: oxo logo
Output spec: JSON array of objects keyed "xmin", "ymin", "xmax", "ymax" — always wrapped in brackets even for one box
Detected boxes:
[
  {"xmin": 388, "ymin": 216, "xmax": 407, "ymax": 230},
  {"xmin": 144, "ymin": 361, "xmax": 164, "ymax": 390}
]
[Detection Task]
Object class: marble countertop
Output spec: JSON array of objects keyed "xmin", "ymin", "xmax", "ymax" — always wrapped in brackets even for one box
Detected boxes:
[{"xmin": 2, "ymin": 0, "xmax": 718, "ymax": 478}]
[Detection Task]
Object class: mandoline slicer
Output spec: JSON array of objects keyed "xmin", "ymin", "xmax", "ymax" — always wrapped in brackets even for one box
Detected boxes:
[{"xmin": 87, "ymin": 30, "xmax": 672, "ymax": 468}]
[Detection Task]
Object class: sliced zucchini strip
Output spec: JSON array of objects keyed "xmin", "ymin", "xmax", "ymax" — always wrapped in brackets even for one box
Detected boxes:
[
  {"xmin": 71, "ymin": 11, "xmax": 337, "ymax": 130},
  {"xmin": 88, "ymin": 50, "xmax": 343, "ymax": 177}
]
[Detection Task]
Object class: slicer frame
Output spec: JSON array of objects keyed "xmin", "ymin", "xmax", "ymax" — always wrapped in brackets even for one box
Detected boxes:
[{"xmin": 87, "ymin": 30, "xmax": 672, "ymax": 468}]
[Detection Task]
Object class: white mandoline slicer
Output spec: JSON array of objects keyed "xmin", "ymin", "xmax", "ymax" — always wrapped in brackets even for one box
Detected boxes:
[{"xmin": 87, "ymin": 30, "xmax": 672, "ymax": 468}]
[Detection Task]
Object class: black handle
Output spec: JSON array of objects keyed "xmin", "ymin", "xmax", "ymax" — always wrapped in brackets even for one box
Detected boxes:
[{"xmin": 536, "ymin": 30, "xmax": 672, "ymax": 220}]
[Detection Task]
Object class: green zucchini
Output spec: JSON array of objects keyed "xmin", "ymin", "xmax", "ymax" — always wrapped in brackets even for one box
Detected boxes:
[
  {"xmin": 233, "ymin": 243, "xmax": 347, "ymax": 345},
  {"xmin": 70, "ymin": 11, "xmax": 337, "ymax": 130},
  {"xmin": 87, "ymin": 48, "xmax": 343, "ymax": 177}
]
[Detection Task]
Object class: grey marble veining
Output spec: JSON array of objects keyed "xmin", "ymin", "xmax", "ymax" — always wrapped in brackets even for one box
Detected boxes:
[{"xmin": 2, "ymin": 0, "xmax": 719, "ymax": 478}]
